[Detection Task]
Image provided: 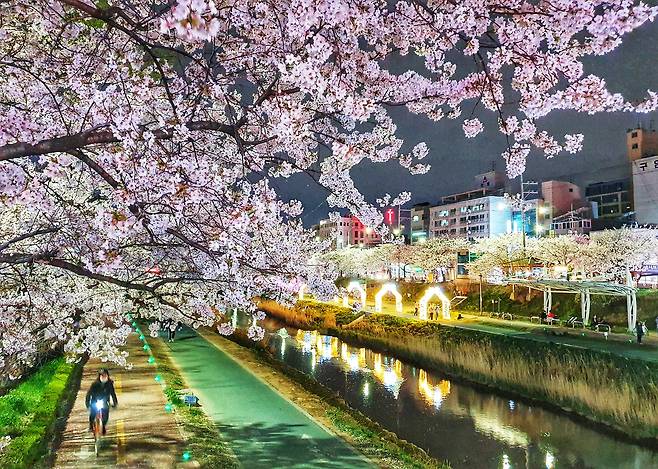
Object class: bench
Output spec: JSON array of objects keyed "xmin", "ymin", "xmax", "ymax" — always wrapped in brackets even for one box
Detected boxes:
[
  {"xmin": 570, "ymin": 320, "xmax": 584, "ymax": 328},
  {"xmin": 530, "ymin": 316, "xmax": 541, "ymax": 324},
  {"xmin": 545, "ymin": 318, "xmax": 561, "ymax": 326},
  {"xmin": 595, "ymin": 324, "xmax": 611, "ymax": 333},
  {"xmin": 501, "ymin": 312, "xmax": 513, "ymax": 321}
]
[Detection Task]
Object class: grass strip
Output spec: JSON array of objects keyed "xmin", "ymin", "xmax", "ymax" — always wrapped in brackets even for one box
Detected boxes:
[
  {"xmin": 0, "ymin": 357, "xmax": 80, "ymax": 469},
  {"xmin": 148, "ymin": 337, "xmax": 239, "ymax": 469}
]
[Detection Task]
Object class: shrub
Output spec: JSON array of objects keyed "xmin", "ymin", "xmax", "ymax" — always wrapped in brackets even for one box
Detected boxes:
[{"xmin": 257, "ymin": 299, "xmax": 362, "ymax": 330}]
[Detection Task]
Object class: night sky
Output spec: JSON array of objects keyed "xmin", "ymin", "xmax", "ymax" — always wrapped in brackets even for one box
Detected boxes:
[{"xmin": 273, "ymin": 19, "xmax": 658, "ymax": 226}]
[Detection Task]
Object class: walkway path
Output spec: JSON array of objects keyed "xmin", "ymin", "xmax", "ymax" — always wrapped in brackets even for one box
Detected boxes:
[
  {"xmin": 54, "ymin": 333, "xmax": 188, "ymax": 468},
  {"xmin": 165, "ymin": 327, "xmax": 373, "ymax": 469}
]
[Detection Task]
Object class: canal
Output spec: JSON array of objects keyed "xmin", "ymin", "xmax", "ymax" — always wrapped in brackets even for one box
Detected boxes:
[{"xmin": 254, "ymin": 315, "xmax": 658, "ymax": 468}]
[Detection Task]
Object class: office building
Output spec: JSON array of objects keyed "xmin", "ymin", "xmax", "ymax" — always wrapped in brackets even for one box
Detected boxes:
[{"xmin": 633, "ymin": 154, "xmax": 658, "ymax": 225}]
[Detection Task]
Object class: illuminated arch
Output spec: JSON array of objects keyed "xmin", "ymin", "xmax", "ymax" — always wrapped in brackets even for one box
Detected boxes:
[
  {"xmin": 298, "ymin": 284, "xmax": 306, "ymax": 301},
  {"xmin": 374, "ymin": 283, "xmax": 402, "ymax": 313},
  {"xmin": 419, "ymin": 286, "xmax": 451, "ymax": 320},
  {"xmin": 343, "ymin": 280, "xmax": 367, "ymax": 307}
]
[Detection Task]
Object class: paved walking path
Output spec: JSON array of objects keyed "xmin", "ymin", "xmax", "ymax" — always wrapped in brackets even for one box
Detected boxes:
[
  {"xmin": 54, "ymin": 333, "xmax": 187, "ymax": 468},
  {"xmin": 165, "ymin": 327, "xmax": 373, "ymax": 469}
]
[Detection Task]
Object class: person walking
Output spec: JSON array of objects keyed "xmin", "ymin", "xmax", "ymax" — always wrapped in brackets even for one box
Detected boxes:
[
  {"xmin": 636, "ymin": 320, "xmax": 645, "ymax": 344},
  {"xmin": 655, "ymin": 315, "xmax": 658, "ymax": 332},
  {"xmin": 165, "ymin": 320, "xmax": 179, "ymax": 342}
]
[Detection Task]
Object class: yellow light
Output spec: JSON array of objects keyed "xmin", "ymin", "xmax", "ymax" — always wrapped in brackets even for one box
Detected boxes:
[
  {"xmin": 418, "ymin": 286, "xmax": 451, "ymax": 320},
  {"xmin": 393, "ymin": 228, "xmax": 401, "ymax": 235},
  {"xmin": 374, "ymin": 283, "xmax": 403, "ymax": 313},
  {"xmin": 365, "ymin": 227, "xmax": 373, "ymax": 234}
]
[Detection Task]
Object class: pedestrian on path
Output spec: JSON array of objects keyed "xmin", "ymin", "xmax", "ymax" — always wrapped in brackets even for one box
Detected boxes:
[
  {"xmin": 655, "ymin": 315, "xmax": 658, "ymax": 332},
  {"xmin": 166, "ymin": 320, "xmax": 180, "ymax": 342},
  {"xmin": 85, "ymin": 369, "xmax": 118, "ymax": 434},
  {"xmin": 636, "ymin": 321, "xmax": 645, "ymax": 344}
]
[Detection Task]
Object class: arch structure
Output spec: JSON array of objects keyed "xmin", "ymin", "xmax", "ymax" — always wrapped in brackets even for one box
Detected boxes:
[
  {"xmin": 343, "ymin": 280, "xmax": 367, "ymax": 307},
  {"xmin": 419, "ymin": 286, "xmax": 451, "ymax": 320},
  {"xmin": 375, "ymin": 283, "xmax": 402, "ymax": 313}
]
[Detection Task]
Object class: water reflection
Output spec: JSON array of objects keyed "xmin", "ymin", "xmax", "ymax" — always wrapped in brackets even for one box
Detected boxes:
[{"xmin": 260, "ymin": 318, "xmax": 658, "ymax": 468}]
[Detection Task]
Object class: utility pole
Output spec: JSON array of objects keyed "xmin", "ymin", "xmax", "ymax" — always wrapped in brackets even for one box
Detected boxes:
[{"xmin": 518, "ymin": 175, "xmax": 538, "ymax": 254}]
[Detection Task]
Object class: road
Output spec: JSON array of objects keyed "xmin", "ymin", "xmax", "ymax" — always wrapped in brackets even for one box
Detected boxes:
[{"xmin": 165, "ymin": 327, "xmax": 373, "ymax": 469}]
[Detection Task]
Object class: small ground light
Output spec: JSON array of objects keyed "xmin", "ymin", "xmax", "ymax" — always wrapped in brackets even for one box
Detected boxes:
[
  {"xmin": 182, "ymin": 451, "xmax": 191, "ymax": 461},
  {"xmin": 165, "ymin": 403, "xmax": 173, "ymax": 413},
  {"xmin": 148, "ymin": 356, "xmax": 155, "ymax": 364},
  {"xmin": 155, "ymin": 374, "xmax": 162, "ymax": 382},
  {"xmin": 143, "ymin": 344, "xmax": 150, "ymax": 351},
  {"xmin": 139, "ymin": 334, "xmax": 145, "ymax": 340}
]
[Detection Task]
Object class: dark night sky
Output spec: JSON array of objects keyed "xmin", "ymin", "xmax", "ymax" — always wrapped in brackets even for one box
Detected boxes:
[{"xmin": 272, "ymin": 19, "xmax": 658, "ymax": 226}]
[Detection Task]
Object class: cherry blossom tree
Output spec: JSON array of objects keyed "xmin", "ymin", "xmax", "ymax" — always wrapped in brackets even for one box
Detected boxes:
[
  {"xmin": 530, "ymin": 234, "xmax": 589, "ymax": 277},
  {"xmin": 584, "ymin": 228, "xmax": 658, "ymax": 281},
  {"xmin": 410, "ymin": 237, "xmax": 469, "ymax": 281},
  {"xmin": 467, "ymin": 233, "xmax": 527, "ymax": 277},
  {"xmin": 1, "ymin": 0, "xmax": 657, "ymax": 376}
]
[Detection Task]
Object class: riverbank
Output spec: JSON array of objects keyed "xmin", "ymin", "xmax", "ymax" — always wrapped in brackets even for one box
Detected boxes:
[
  {"xmin": 258, "ymin": 299, "xmax": 658, "ymax": 444},
  {"xmin": 208, "ymin": 327, "xmax": 450, "ymax": 468}
]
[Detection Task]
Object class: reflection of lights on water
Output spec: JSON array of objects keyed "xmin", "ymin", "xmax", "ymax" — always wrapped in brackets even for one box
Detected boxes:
[
  {"xmin": 348, "ymin": 353, "xmax": 360, "ymax": 371},
  {"xmin": 363, "ymin": 381, "xmax": 369, "ymax": 397},
  {"xmin": 310, "ymin": 348, "xmax": 316, "ymax": 371},
  {"xmin": 418, "ymin": 369, "xmax": 450, "ymax": 409},
  {"xmin": 502, "ymin": 454, "xmax": 511, "ymax": 469},
  {"xmin": 545, "ymin": 452, "xmax": 555, "ymax": 469},
  {"xmin": 280, "ymin": 337, "xmax": 286, "ymax": 359},
  {"xmin": 509, "ymin": 400, "xmax": 515, "ymax": 411},
  {"xmin": 432, "ymin": 388, "xmax": 443, "ymax": 409}
]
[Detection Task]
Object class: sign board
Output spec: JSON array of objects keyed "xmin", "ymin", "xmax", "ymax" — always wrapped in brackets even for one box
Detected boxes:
[{"xmin": 183, "ymin": 395, "xmax": 199, "ymax": 406}]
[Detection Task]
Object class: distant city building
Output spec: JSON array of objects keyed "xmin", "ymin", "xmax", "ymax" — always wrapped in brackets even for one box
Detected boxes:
[
  {"xmin": 410, "ymin": 203, "xmax": 431, "ymax": 244},
  {"xmin": 312, "ymin": 215, "xmax": 381, "ymax": 249},
  {"xmin": 541, "ymin": 180, "xmax": 583, "ymax": 217},
  {"xmin": 585, "ymin": 179, "xmax": 633, "ymax": 220},
  {"xmin": 627, "ymin": 124, "xmax": 658, "ymax": 161},
  {"xmin": 551, "ymin": 208, "xmax": 592, "ymax": 235},
  {"xmin": 632, "ymin": 154, "xmax": 658, "ymax": 225},
  {"xmin": 312, "ymin": 216, "xmax": 351, "ymax": 249},
  {"xmin": 429, "ymin": 195, "xmax": 511, "ymax": 240},
  {"xmin": 382, "ymin": 206, "xmax": 412, "ymax": 241},
  {"xmin": 541, "ymin": 180, "xmax": 592, "ymax": 235}
]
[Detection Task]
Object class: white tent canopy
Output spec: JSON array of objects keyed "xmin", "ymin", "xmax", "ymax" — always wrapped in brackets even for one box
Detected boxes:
[{"xmin": 502, "ymin": 277, "xmax": 637, "ymax": 331}]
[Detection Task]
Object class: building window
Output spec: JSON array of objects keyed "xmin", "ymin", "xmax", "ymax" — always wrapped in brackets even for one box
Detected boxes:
[
  {"xmin": 632, "ymin": 131, "xmax": 638, "ymax": 138},
  {"xmin": 632, "ymin": 143, "xmax": 639, "ymax": 149}
]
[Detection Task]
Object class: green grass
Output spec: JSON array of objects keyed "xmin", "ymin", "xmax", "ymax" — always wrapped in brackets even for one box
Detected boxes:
[
  {"xmin": 0, "ymin": 357, "xmax": 78, "ymax": 469},
  {"xmin": 148, "ymin": 338, "xmax": 239, "ymax": 469}
]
